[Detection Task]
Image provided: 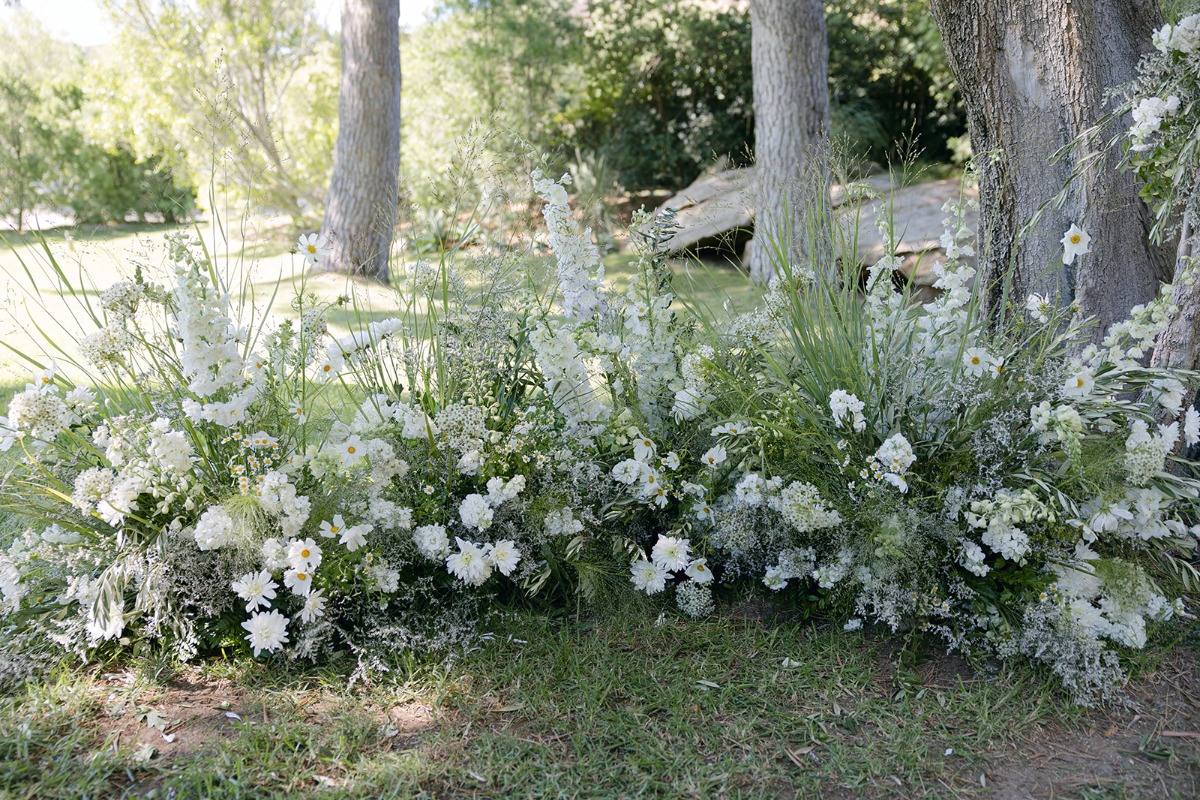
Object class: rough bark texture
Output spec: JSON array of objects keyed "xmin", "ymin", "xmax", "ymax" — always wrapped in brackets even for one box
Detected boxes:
[
  {"xmin": 748, "ymin": 0, "xmax": 829, "ymax": 282},
  {"xmin": 320, "ymin": 0, "xmax": 401, "ymax": 281},
  {"xmin": 1151, "ymin": 205, "xmax": 1200, "ymax": 432},
  {"xmin": 929, "ymin": 0, "xmax": 1172, "ymax": 336}
]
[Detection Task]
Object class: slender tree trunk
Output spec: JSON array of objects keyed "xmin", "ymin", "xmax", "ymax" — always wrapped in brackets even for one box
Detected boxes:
[
  {"xmin": 320, "ymin": 0, "xmax": 401, "ymax": 281},
  {"xmin": 747, "ymin": 0, "xmax": 829, "ymax": 282},
  {"xmin": 929, "ymin": 0, "xmax": 1172, "ymax": 337}
]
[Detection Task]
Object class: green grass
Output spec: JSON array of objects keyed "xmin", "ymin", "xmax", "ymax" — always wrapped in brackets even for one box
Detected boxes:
[{"xmin": 1, "ymin": 607, "xmax": 1197, "ymax": 799}]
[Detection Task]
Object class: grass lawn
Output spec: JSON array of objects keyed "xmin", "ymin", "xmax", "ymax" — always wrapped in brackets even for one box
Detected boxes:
[
  {"xmin": 1, "ymin": 607, "xmax": 1197, "ymax": 799},
  {"xmin": 1, "ymin": 223, "xmax": 1197, "ymax": 799}
]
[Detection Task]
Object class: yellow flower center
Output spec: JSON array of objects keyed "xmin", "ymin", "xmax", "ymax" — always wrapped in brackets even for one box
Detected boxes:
[
  {"xmin": 1076, "ymin": 378, "xmax": 1085, "ymax": 388},
  {"xmin": 330, "ymin": 526, "xmax": 340, "ymax": 533},
  {"xmin": 297, "ymin": 573, "xmax": 307, "ymax": 581},
  {"xmin": 300, "ymin": 549, "xmax": 310, "ymax": 558},
  {"xmin": 41, "ymin": 376, "xmax": 50, "ymax": 384},
  {"xmin": 347, "ymin": 446, "xmax": 356, "ymax": 454},
  {"xmin": 647, "ymin": 475, "xmax": 655, "ymax": 483},
  {"xmin": 322, "ymin": 364, "xmax": 331, "ymax": 372},
  {"xmin": 307, "ymin": 244, "xmax": 317, "ymax": 253},
  {"xmin": 971, "ymin": 356, "xmax": 981, "ymax": 365},
  {"xmin": 1070, "ymin": 234, "xmax": 1081, "ymax": 244}
]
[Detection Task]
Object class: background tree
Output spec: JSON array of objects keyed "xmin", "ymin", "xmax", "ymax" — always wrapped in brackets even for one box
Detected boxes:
[
  {"xmin": 100, "ymin": 0, "xmax": 335, "ymax": 224},
  {"xmin": 320, "ymin": 0, "xmax": 401, "ymax": 280},
  {"xmin": 0, "ymin": 72, "xmax": 47, "ymax": 230},
  {"xmin": 748, "ymin": 0, "xmax": 830, "ymax": 281},
  {"xmin": 929, "ymin": 0, "xmax": 1173, "ymax": 334}
]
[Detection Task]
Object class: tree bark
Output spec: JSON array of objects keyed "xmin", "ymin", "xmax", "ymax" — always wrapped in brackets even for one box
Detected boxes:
[
  {"xmin": 320, "ymin": 0, "xmax": 401, "ymax": 281},
  {"xmin": 748, "ymin": 0, "xmax": 829, "ymax": 282},
  {"xmin": 1150, "ymin": 195, "xmax": 1200, "ymax": 432},
  {"xmin": 929, "ymin": 0, "xmax": 1172, "ymax": 337}
]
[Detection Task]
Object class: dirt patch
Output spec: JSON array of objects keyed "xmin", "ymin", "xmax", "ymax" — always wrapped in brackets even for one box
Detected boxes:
[{"xmin": 985, "ymin": 652, "xmax": 1200, "ymax": 799}]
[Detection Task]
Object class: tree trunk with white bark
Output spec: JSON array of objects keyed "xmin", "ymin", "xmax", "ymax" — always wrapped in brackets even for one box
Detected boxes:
[
  {"xmin": 747, "ymin": 0, "xmax": 829, "ymax": 282},
  {"xmin": 929, "ymin": 0, "xmax": 1173, "ymax": 336},
  {"xmin": 319, "ymin": 0, "xmax": 401, "ymax": 281}
]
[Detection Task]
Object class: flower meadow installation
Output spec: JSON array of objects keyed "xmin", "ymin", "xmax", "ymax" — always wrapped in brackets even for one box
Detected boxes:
[{"xmin": 0, "ymin": 160, "xmax": 1198, "ymax": 703}]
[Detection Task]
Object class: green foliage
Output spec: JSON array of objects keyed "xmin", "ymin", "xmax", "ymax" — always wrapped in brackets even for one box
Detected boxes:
[
  {"xmin": 0, "ymin": 71, "xmax": 49, "ymax": 227},
  {"xmin": 569, "ymin": 0, "xmax": 754, "ymax": 191},
  {"xmin": 96, "ymin": 0, "xmax": 337, "ymax": 223},
  {"xmin": 0, "ymin": 15, "xmax": 196, "ymax": 227},
  {"xmin": 826, "ymin": 0, "xmax": 964, "ymax": 163}
]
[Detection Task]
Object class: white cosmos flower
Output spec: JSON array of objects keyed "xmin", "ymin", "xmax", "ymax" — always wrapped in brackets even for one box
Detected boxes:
[
  {"xmin": 300, "ymin": 590, "xmax": 327, "ymax": 623},
  {"xmin": 701, "ymin": 445, "xmax": 726, "ymax": 468},
  {"xmin": 283, "ymin": 567, "xmax": 313, "ymax": 596},
  {"xmin": 1061, "ymin": 224, "xmax": 1091, "ymax": 265},
  {"xmin": 332, "ymin": 434, "xmax": 365, "ymax": 468},
  {"xmin": 319, "ymin": 514, "xmax": 346, "ymax": 539},
  {"xmin": 685, "ymin": 558, "xmax": 714, "ymax": 584},
  {"xmin": 711, "ymin": 421, "xmax": 751, "ymax": 436},
  {"xmin": 242, "ymin": 609, "xmax": 289, "ymax": 656},
  {"xmin": 632, "ymin": 436, "xmax": 657, "ymax": 461},
  {"xmin": 339, "ymin": 524, "xmax": 370, "ymax": 552},
  {"xmin": 962, "ymin": 347, "xmax": 993, "ymax": 378},
  {"xmin": 485, "ymin": 540, "xmax": 522, "ymax": 576},
  {"xmin": 298, "ymin": 233, "xmax": 330, "ymax": 264},
  {"xmin": 286, "ymin": 538, "xmax": 322, "ymax": 571},
  {"xmin": 1025, "ymin": 293, "xmax": 1051, "ymax": 323},
  {"xmin": 651, "ymin": 535, "xmax": 691, "ymax": 571},
  {"xmin": 1063, "ymin": 369, "xmax": 1094, "ymax": 398},
  {"xmin": 630, "ymin": 559, "xmax": 668, "ymax": 595},
  {"xmin": 231, "ymin": 570, "xmax": 277, "ymax": 613}
]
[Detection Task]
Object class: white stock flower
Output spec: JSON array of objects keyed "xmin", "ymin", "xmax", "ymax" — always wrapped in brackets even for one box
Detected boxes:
[
  {"xmin": 829, "ymin": 390, "xmax": 866, "ymax": 432},
  {"xmin": 413, "ymin": 524, "xmax": 450, "ymax": 560}
]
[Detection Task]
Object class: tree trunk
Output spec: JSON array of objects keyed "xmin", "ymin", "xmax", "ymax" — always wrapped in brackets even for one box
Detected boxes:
[
  {"xmin": 1150, "ymin": 196, "xmax": 1200, "ymax": 433},
  {"xmin": 747, "ymin": 0, "xmax": 829, "ymax": 282},
  {"xmin": 320, "ymin": 0, "xmax": 401, "ymax": 281},
  {"xmin": 929, "ymin": 0, "xmax": 1172, "ymax": 337}
]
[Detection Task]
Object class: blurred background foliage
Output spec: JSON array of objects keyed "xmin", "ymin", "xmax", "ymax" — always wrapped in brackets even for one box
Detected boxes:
[{"xmin": 0, "ymin": 0, "xmax": 965, "ymax": 229}]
